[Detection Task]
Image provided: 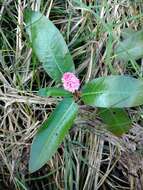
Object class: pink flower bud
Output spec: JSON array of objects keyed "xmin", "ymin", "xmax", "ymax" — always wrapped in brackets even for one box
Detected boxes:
[{"xmin": 62, "ymin": 72, "xmax": 80, "ymax": 93}]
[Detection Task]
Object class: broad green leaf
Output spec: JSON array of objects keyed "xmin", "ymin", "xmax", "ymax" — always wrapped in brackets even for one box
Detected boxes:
[
  {"xmin": 38, "ymin": 87, "xmax": 71, "ymax": 97},
  {"xmin": 115, "ymin": 30, "xmax": 143, "ymax": 61},
  {"xmin": 99, "ymin": 108, "xmax": 131, "ymax": 136},
  {"xmin": 121, "ymin": 28, "xmax": 135, "ymax": 40},
  {"xmin": 81, "ymin": 75, "xmax": 143, "ymax": 108},
  {"xmin": 29, "ymin": 97, "xmax": 78, "ymax": 173},
  {"xmin": 25, "ymin": 10, "xmax": 75, "ymax": 81}
]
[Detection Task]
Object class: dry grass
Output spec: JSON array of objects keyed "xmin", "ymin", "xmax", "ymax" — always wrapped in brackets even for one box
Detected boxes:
[{"xmin": 1, "ymin": 0, "xmax": 143, "ymax": 189}]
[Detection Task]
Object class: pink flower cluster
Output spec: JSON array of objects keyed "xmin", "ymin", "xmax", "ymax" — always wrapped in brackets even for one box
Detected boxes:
[{"xmin": 62, "ymin": 72, "xmax": 80, "ymax": 93}]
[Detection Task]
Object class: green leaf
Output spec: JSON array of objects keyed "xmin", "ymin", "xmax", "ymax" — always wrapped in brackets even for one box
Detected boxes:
[
  {"xmin": 38, "ymin": 87, "xmax": 72, "ymax": 97},
  {"xmin": 120, "ymin": 28, "xmax": 135, "ymax": 40},
  {"xmin": 99, "ymin": 108, "xmax": 131, "ymax": 136},
  {"xmin": 115, "ymin": 30, "xmax": 143, "ymax": 61},
  {"xmin": 81, "ymin": 75, "xmax": 143, "ymax": 108},
  {"xmin": 29, "ymin": 97, "xmax": 78, "ymax": 173},
  {"xmin": 25, "ymin": 9, "xmax": 75, "ymax": 82}
]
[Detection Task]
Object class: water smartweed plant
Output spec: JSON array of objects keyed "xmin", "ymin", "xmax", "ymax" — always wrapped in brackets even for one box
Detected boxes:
[{"xmin": 25, "ymin": 9, "xmax": 143, "ymax": 173}]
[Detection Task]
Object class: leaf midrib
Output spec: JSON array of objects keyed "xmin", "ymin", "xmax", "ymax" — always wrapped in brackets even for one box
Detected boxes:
[
  {"xmin": 48, "ymin": 38, "xmax": 64, "ymax": 76},
  {"xmin": 34, "ymin": 100, "xmax": 75, "ymax": 168},
  {"xmin": 36, "ymin": 30, "xmax": 64, "ymax": 76},
  {"xmin": 82, "ymin": 90, "xmax": 141, "ymax": 97}
]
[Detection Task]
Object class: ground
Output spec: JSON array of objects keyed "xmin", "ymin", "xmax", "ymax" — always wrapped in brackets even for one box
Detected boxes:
[{"xmin": 0, "ymin": 0, "xmax": 143, "ymax": 189}]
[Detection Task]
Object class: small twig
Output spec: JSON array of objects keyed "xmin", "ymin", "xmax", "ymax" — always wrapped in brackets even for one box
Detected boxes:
[
  {"xmin": 85, "ymin": 43, "xmax": 94, "ymax": 83},
  {"xmin": 46, "ymin": 0, "xmax": 54, "ymax": 18},
  {"xmin": 16, "ymin": 0, "xmax": 23, "ymax": 60}
]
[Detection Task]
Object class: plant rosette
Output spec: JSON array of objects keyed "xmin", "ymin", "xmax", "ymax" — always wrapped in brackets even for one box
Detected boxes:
[{"xmin": 25, "ymin": 9, "xmax": 143, "ymax": 173}]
